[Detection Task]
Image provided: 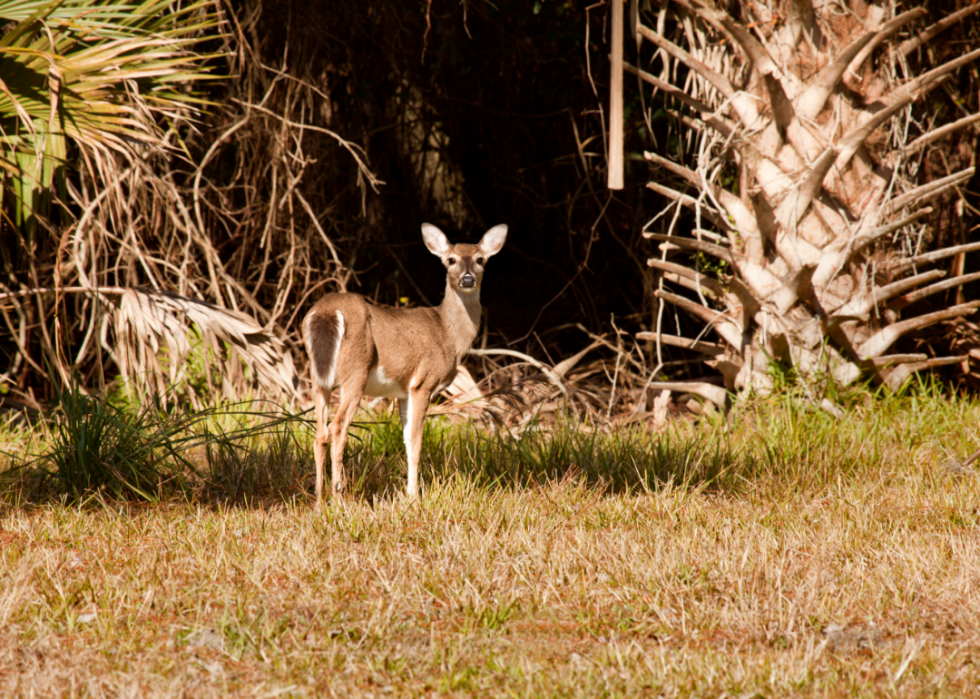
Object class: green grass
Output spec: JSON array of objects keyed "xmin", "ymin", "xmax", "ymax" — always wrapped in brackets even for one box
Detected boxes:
[{"xmin": 0, "ymin": 382, "xmax": 979, "ymax": 696}]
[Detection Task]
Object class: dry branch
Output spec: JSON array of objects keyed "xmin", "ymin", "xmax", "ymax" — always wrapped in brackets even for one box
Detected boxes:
[
  {"xmin": 624, "ymin": 63, "xmax": 735, "ymax": 136},
  {"xmin": 608, "ymin": 0, "xmax": 624, "ymax": 190},
  {"xmin": 857, "ymin": 302, "xmax": 980, "ymax": 359},
  {"xmin": 903, "ymin": 113, "xmax": 980, "ymax": 157},
  {"xmin": 883, "ymin": 168, "xmax": 975, "ymax": 216},
  {"xmin": 647, "ymin": 258, "xmax": 725, "ymax": 299},
  {"xmin": 886, "ymin": 48, "xmax": 980, "ymax": 107},
  {"xmin": 889, "ymin": 240, "xmax": 980, "ymax": 278},
  {"xmin": 900, "ymin": 4, "xmax": 980, "ymax": 57},
  {"xmin": 891, "ymin": 272, "xmax": 980, "ymax": 312},
  {"xmin": 836, "ymin": 270, "xmax": 946, "ymax": 317},
  {"xmin": 644, "ymin": 380, "xmax": 727, "ymax": 407},
  {"xmin": 849, "ymin": 208, "xmax": 933, "ymax": 259},
  {"xmin": 841, "ymin": 8, "xmax": 928, "ymax": 91},
  {"xmin": 467, "ymin": 348, "xmax": 566, "ymax": 398},
  {"xmin": 635, "ymin": 332, "xmax": 725, "ymax": 356},
  {"xmin": 654, "ymin": 290, "xmax": 743, "ymax": 347},
  {"xmin": 635, "ymin": 24, "xmax": 761, "ymax": 129},
  {"xmin": 884, "ymin": 355, "xmax": 969, "ymax": 391},
  {"xmin": 643, "ymin": 232, "xmax": 735, "ymax": 265},
  {"xmin": 869, "ymin": 354, "xmax": 928, "ymax": 368},
  {"xmin": 797, "ymin": 31, "xmax": 876, "ymax": 118}
]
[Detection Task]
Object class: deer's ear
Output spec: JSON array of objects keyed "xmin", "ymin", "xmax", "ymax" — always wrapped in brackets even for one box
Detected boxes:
[
  {"xmin": 478, "ymin": 224, "xmax": 508, "ymax": 258},
  {"xmin": 421, "ymin": 223, "xmax": 451, "ymax": 257}
]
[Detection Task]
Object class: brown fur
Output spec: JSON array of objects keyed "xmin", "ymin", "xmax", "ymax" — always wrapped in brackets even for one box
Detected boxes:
[{"xmin": 303, "ymin": 223, "xmax": 508, "ymax": 500}]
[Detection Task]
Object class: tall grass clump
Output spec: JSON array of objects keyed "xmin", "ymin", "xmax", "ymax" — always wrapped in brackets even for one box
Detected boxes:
[
  {"xmin": 12, "ymin": 377, "xmax": 265, "ymax": 502},
  {"xmin": 25, "ymin": 377, "xmax": 189, "ymax": 500},
  {"xmin": 197, "ymin": 414, "xmax": 310, "ymax": 503},
  {"xmin": 1, "ymin": 383, "xmax": 311, "ymax": 504}
]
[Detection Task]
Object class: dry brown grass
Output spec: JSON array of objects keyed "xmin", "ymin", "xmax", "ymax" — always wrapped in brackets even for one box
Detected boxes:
[{"xmin": 1, "ymin": 390, "xmax": 980, "ymax": 697}]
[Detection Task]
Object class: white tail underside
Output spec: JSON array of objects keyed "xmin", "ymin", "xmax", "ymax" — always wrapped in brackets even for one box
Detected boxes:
[{"xmin": 306, "ymin": 310, "xmax": 344, "ymax": 389}]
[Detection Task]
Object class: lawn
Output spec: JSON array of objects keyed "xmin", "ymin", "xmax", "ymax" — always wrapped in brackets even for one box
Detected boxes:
[{"xmin": 1, "ymin": 386, "xmax": 979, "ymax": 697}]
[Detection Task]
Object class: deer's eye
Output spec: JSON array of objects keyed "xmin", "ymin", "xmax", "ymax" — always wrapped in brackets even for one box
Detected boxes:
[
  {"xmin": 448, "ymin": 258, "xmax": 457, "ymax": 265},
  {"xmin": 477, "ymin": 257, "xmax": 485, "ymax": 265}
]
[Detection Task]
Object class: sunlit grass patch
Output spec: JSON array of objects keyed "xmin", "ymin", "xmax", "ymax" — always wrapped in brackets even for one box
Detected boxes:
[
  {"xmin": 0, "ymin": 386, "xmax": 979, "ymax": 695},
  {"xmin": 1, "ymin": 463, "xmax": 979, "ymax": 696}
]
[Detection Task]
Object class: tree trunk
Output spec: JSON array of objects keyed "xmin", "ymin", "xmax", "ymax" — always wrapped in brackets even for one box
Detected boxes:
[{"xmin": 628, "ymin": 0, "xmax": 980, "ymax": 396}]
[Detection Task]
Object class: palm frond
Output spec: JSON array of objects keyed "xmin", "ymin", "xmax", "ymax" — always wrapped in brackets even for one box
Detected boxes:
[
  {"xmin": 0, "ymin": 0, "xmax": 220, "ymax": 229},
  {"xmin": 113, "ymin": 288, "xmax": 299, "ymax": 407}
]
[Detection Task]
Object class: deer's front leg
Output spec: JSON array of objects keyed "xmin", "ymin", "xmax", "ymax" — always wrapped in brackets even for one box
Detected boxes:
[
  {"xmin": 397, "ymin": 396, "xmax": 410, "ymax": 472},
  {"xmin": 403, "ymin": 388, "xmax": 431, "ymax": 498}
]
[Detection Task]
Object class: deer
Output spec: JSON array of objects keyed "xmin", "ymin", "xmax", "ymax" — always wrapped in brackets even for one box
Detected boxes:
[{"xmin": 302, "ymin": 222, "xmax": 508, "ymax": 501}]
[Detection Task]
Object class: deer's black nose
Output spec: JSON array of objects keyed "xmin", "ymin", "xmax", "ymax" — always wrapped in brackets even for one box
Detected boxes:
[{"xmin": 460, "ymin": 274, "xmax": 476, "ymax": 288}]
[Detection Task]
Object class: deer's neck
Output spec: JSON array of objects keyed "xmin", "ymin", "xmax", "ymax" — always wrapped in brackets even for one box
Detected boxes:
[{"xmin": 438, "ymin": 283, "xmax": 483, "ymax": 360}]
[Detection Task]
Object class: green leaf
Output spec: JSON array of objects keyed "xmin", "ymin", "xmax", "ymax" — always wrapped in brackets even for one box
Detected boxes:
[{"xmin": 0, "ymin": 0, "xmax": 220, "ymax": 230}]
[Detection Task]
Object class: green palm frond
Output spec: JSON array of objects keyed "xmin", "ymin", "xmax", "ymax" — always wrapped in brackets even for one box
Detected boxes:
[{"xmin": 0, "ymin": 0, "xmax": 220, "ymax": 231}]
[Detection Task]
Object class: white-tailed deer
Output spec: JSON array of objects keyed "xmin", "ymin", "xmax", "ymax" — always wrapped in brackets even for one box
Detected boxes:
[{"xmin": 303, "ymin": 223, "xmax": 508, "ymax": 500}]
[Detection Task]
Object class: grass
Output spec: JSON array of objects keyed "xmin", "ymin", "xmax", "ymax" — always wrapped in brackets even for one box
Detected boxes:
[{"xmin": 1, "ymin": 382, "xmax": 980, "ymax": 696}]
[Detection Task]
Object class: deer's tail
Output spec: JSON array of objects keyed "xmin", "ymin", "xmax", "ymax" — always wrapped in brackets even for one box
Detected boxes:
[{"xmin": 304, "ymin": 309, "xmax": 344, "ymax": 389}]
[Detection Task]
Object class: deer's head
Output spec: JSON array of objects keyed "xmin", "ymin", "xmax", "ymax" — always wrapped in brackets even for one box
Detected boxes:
[{"xmin": 422, "ymin": 223, "xmax": 508, "ymax": 294}]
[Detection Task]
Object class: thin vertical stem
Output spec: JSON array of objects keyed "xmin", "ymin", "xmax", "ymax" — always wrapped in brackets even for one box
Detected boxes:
[{"xmin": 608, "ymin": 0, "xmax": 624, "ymax": 190}]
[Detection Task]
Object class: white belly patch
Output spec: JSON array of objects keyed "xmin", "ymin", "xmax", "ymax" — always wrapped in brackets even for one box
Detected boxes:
[{"xmin": 365, "ymin": 365, "xmax": 408, "ymax": 399}]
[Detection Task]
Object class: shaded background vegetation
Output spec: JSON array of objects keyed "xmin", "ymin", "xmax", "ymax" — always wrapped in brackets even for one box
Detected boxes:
[
  {"xmin": 2, "ymin": 0, "xmax": 980, "ymax": 408},
  {"xmin": 199, "ymin": 0, "xmax": 656, "ymax": 346}
]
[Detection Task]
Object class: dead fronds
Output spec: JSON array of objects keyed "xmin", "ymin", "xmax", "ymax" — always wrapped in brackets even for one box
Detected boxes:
[{"xmin": 113, "ymin": 288, "xmax": 299, "ymax": 406}]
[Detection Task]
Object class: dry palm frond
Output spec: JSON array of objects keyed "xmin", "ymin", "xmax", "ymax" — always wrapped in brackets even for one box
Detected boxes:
[
  {"xmin": 112, "ymin": 287, "xmax": 298, "ymax": 406},
  {"xmin": 0, "ymin": 284, "xmax": 300, "ymax": 405},
  {"xmin": 430, "ymin": 368, "xmax": 549, "ymax": 429}
]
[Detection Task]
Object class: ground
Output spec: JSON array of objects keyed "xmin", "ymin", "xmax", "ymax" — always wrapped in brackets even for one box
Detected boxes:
[{"xmin": 1, "ymin": 388, "xmax": 979, "ymax": 697}]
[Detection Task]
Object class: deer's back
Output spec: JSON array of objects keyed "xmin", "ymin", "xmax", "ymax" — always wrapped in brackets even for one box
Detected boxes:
[{"xmin": 307, "ymin": 293, "xmax": 457, "ymax": 395}]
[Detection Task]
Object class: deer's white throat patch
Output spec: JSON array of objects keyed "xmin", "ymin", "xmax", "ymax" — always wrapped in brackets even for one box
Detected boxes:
[{"xmin": 365, "ymin": 365, "xmax": 408, "ymax": 399}]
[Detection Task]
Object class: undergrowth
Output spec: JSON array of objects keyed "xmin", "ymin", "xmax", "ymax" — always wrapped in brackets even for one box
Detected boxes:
[{"xmin": 0, "ymin": 376, "xmax": 977, "ymax": 505}]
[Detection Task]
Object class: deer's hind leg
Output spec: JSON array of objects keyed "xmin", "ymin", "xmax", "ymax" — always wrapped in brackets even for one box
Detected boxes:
[
  {"xmin": 325, "ymin": 306, "xmax": 371, "ymax": 499},
  {"xmin": 312, "ymin": 385, "xmax": 332, "ymax": 503},
  {"xmin": 329, "ymin": 372, "xmax": 368, "ymax": 498}
]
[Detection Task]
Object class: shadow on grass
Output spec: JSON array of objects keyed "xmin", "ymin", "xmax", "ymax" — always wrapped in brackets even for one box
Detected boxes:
[
  {"xmin": 2, "ymin": 376, "xmax": 976, "ymax": 507},
  {"xmin": 215, "ymin": 377, "xmax": 980, "ymax": 504},
  {"xmin": 335, "ymin": 412, "xmax": 864, "ymax": 503}
]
